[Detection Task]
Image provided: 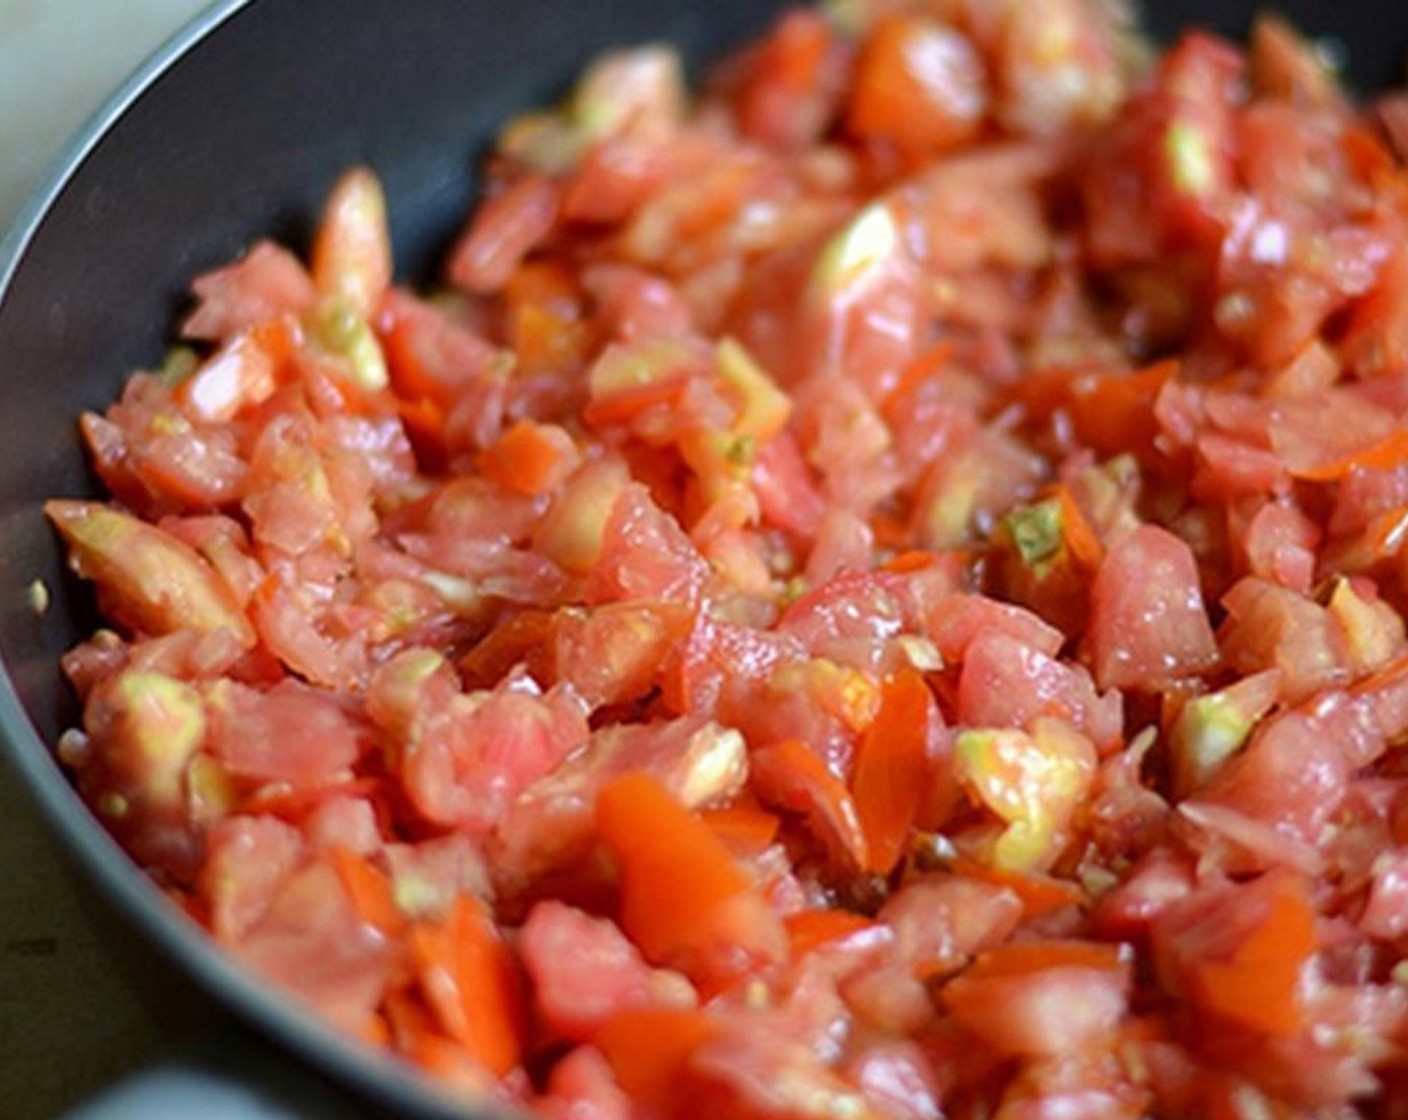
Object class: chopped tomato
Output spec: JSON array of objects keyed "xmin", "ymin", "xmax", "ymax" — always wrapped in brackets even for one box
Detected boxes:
[
  {"xmin": 851, "ymin": 668, "xmax": 934, "ymax": 874},
  {"xmin": 943, "ymin": 940, "xmax": 1132, "ymax": 1058},
  {"xmin": 182, "ymin": 241, "xmax": 317, "ymax": 342},
  {"xmin": 847, "ymin": 14, "xmax": 987, "ymax": 155},
  {"xmin": 752, "ymin": 737, "xmax": 869, "ymax": 870},
  {"xmin": 408, "ymin": 893, "xmax": 524, "ymax": 1074},
  {"xmin": 207, "ymin": 679, "xmax": 364, "ymax": 787},
  {"xmin": 312, "ymin": 167, "xmax": 393, "ymax": 319},
  {"xmin": 1086, "ymin": 524, "xmax": 1219, "ymax": 691},
  {"xmin": 1152, "ymin": 870, "xmax": 1317, "ymax": 1037},
  {"xmin": 47, "ymin": 501, "xmax": 255, "ymax": 646},
  {"xmin": 449, "ymin": 174, "xmax": 560, "ymax": 295},
  {"xmin": 367, "ymin": 652, "xmax": 588, "ymax": 832},
  {"xmin": 737, "ymin": 10, "xmax": 844, "ymax": 151},
  {"xmin": 519, "ymin": 900, "xmax": 693, "ymax": 1042},
  {"xmin": 51, "ymin": 5, "xmax": 1408, "ymax": 1117},
  {"xmin": 596, "ymin": 771, "xmax": 786, "ymax": 982}
]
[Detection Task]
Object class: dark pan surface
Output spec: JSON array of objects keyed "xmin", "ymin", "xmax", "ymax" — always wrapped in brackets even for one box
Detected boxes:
[{"xmin": 1, "ymin": 0, "xmax": 1406, "ymax": 1114}]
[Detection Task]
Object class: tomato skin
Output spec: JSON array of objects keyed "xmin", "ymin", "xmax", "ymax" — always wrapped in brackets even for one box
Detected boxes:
[
  {"xmin": 847, "ymin": 14, "xmax": 987, "ymax": 155},
  {"xmin": 597, "ymin": 772, "xmax": 786, "ymax": 985}
]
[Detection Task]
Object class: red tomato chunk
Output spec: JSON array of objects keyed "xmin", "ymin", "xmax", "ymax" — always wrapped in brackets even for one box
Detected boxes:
[{"xmin": 46, "ymin": 2, "xmax": 1408, "ymax": 1116}]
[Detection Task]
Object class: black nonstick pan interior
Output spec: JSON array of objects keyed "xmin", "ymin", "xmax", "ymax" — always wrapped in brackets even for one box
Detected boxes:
[{"xmin": 1, "ymin": 1, "xmax": 1407, "ymax": 1117}]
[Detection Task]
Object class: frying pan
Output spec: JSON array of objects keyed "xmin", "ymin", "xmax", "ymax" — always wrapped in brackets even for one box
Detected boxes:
[{"xmin": 2, "ymin": 1, "xmax": 1406, "ymax": 1117}]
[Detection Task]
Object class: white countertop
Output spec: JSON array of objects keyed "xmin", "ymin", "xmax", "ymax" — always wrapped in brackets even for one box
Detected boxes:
[{"xmin": 0, "ymin": 3, "xmax": 212, "ymax": 1116}]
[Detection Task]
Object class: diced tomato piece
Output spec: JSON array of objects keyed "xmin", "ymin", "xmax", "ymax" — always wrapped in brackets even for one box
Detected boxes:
[
  {"xmin": 312, "ymin": 167, "xmax": 393, "ymax": 319},
  {"xmin": 851, "ymin": 669, "xmax": 934, "ymax": 874},
  {"xmin": 580, "ymin": 264, "xmax": 692, "ymax": 342},
  {"xmin": 778, "ymin": 569, "xmax": 909, "ymax": 674},
  {"xmin": 924, "ymin": 593, "xmax": 1064, "ymax": 664},
  {"xmin": 538, "ymin": 1047, "xmax": 630, "ymax": 1120},
  {"xmin": 700, "ymin": 805, "xmax": 781, "ymax": 858},
  {"xmin": 200, "ymin": 815, "xmax": 304, "ymax": 941},
  {"xmin": 958, "ymin": 630, "xmax": 1120, "ymax": 750},
  {"xmin": 596, "ymin": 1007, "xmax": 719, "ymax": 1103},
  {"xmin": 450, "ymin": 175, "xmax": 560, "ymax": 294},
  {"xmin": 520, "ymin": 900, "xmax": 694, "ymax": 1042},
  {"xmin": 182, "ymin": 241, "xmax": 316, "ymax": 342},
  {"xmin": 178, "ymin": 322, "xmax": 291, "ymax": 425},
  {"xmin": 685, "ymin": 1024, "xmax": 870, "ymax": 1119},
  {"xmin": 47, "ymin": 501, "xmax": 255, "ymax": 646},
  {"xmin": 553, "ymin": 602, "xmax": 685, "ymax": 710},
  {"xmin": 585, "ymin": 484, "xmax": 709, "ymax": 608},
  {"xmin": 1152, "ymin": 869, "xmax": 1317, "ymax": 1037},
  {"xmin": 942, "ymin": 940, "xmax": 1131, "ymax": 1058},
  {"xmin": 752, "ymin": 431, "xmax": 827, "ymax": 539},
  {"xmin": 1219, "ymin": 578, "xmax": 1351, "ymax": 704},
  {"xmin": 783, "ymin": 909, "xmax": 881, "ymax": 958},
  {"xmin": 993, "ymin": 0, "xmax": 1126, "ymax": 135},
  {"xmin": 1187, "ymin": 704, "xmax": 1355, "ymax": 857},
  {"xmin": 1091, "ymin": 847, "xmax": 1196, "ymax": 942},
  {"xmin": 737, "ymin": 11, "xmax": 843, "ymax": 151},
  {"xmin": 207, "ymin": 679, "xmax": 365, "ymax": 787},
  {"xmin": 954, "ymin": 720, "xmax": 1098, "ymax": 872},
  {"xmin": 235, "ymin": 861, "xmax": 393, "ymax": 1034},
  {"xmin": 845, "ymin": 1039, "xmax": 944, "ymax": 1120},
  {"xmin": 879, "ymin": 875, "xmax": 1024, "ymax": 975},
  {"xmin": 477, "ymin": 419, "xmax": 580, "ymax": 497},
  {"xmin": 1087, "ymin": 524, "xmax": 1219, "ymax": 691},
  {"xmin": 597, "ymin": 772, "xmax": 786, "ymax": 982},
  {"xmin": 1248, "ymin": 14, "xmax": 1339, "ymax": 105},
  {"xmin": 384, "ymin": 834, "xmax": 491, "ymax": 923},
  {"xmin": 848, "ymin": 14, "xmax": 986, "ymax": 155},
  {"xmin": 368, "ymin": 651, "xmax": 589, "ymax": 833},
  {"xmin": 408, "ymin": 894, "xmax": 524, "ymax": 1075},
  {"xmin": 752, "ymin": 737, "xmax": 869, "ymax": 870},
  {"xmin": 324, "ymin": 843, "xmax": 397, "ymax": 930},
  {"xmin": 496, "ymin": 717, "xmax": 747, "ymax": 887},
  {"xmin": 379, "ymin": 288, "xmax": 504, "ymax": 414}
]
